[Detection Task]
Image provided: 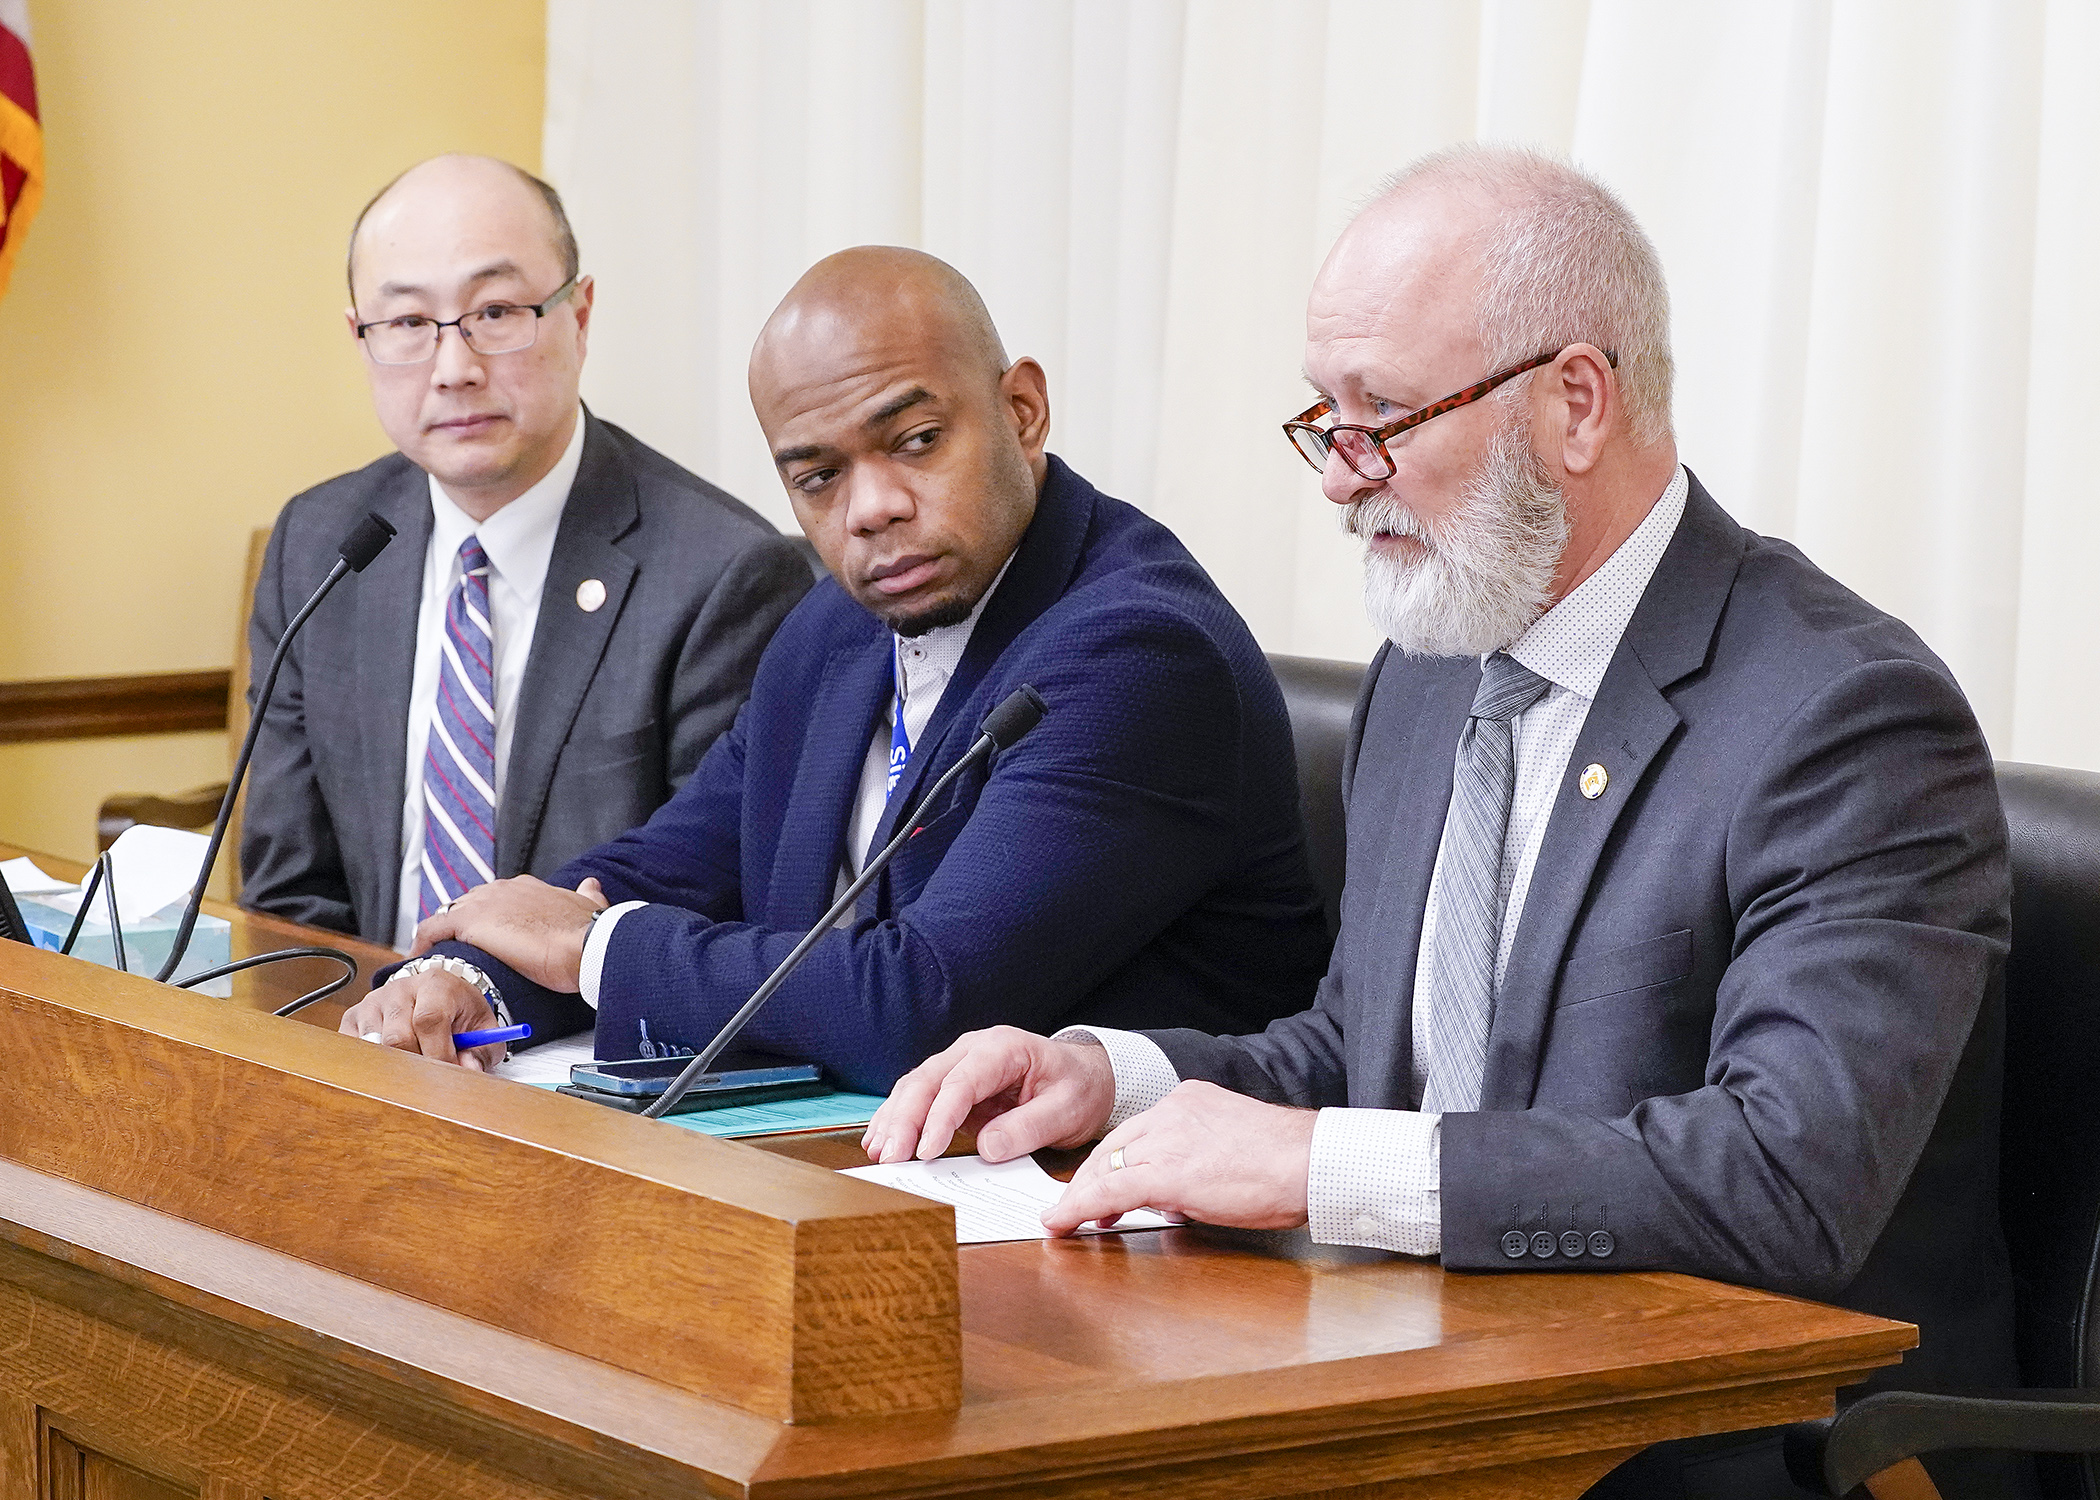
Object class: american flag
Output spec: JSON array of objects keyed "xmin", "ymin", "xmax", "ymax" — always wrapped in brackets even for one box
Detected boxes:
[{"xmin": 0, "ymin": 0, "xmax": 39, "ymax": 301}]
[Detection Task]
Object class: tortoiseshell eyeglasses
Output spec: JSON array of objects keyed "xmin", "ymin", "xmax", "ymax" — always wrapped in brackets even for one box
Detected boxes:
[{"xmin": 1283, "ymin": 345, "xmax": 1617, "ymax": 480}]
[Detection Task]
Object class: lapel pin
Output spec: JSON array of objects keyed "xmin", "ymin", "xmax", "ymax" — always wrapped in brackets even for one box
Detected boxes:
[
  {"xmin": 576, "ymin": 578, "xmax": 607, "ymax": 613},
  {"xmin": 1579, "ymin": 762, "xmax": 1609, "ymax": 800}
]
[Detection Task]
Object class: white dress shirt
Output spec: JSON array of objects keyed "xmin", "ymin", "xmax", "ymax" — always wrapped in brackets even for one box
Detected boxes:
[
  {"xmin": 391, "ymin": 410, "xmax": 586, "ymax": 951},
  {"xmin": 579, "ymin": 557, "xmax": 1013, "ymax": 1006},
  {"xmin": 1067, "ymin": 466, "xmax": 1690, "ymax": 1256}
]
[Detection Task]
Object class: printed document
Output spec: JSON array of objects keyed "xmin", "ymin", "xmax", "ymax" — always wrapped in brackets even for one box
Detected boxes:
[{"xmin": 842, "ymin": 1154, "xmax": 1175, "ymax": 1243}]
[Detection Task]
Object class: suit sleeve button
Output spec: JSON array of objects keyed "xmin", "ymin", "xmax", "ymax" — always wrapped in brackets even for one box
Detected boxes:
[
  {"xmin": 1501, "ymin": 1229, "xmax": 1528, "ymax": 1258},
  {"xmin": 1559, "ymin": 1230, "xmax": 1586, "ymax": 1258},
  {"xmin": 1530, "ymin": 1229, "xmax": 1556, "ymax": 1258},
  {"xmin": 1588, "ymin": 1230, "xmax": 1615, "ymax": 1258}
]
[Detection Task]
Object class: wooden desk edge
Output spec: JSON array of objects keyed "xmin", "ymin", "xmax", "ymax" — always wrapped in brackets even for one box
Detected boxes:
[{"xmin": 753, "ymin": 1312, "xmax": 1911, "ymax": 1496}]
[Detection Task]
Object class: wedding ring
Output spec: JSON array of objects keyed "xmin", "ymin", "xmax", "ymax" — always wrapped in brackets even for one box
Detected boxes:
[{"xmin": 1109, "ymin": 1146, "xmax": 1127, "ymax": 1171}]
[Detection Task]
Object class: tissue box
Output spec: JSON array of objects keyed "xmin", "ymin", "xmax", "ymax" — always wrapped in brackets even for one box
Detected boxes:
[{"xmin": 17, "ymin": 897, "xmax": 232, "ymax": 998}]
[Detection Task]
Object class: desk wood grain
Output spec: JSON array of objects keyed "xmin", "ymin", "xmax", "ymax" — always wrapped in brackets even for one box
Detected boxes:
[
  {"xmin": 0, "ymin": 921, "xmax": 961, "ymax": 1422},
  {"xmin": 0, "ymin": 844, "xmax": 1916, "ymax": 1498},
  {"xmin": 0, "ymin": 1151, "xmax": 1908, "ymax": 1500}
]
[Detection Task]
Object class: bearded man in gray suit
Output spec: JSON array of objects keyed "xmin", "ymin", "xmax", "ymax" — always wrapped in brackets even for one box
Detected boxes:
[
  {"xmin": 241, "ymin": 155, "xmax": 810, "ymax": 963},
  {"xmin": 868, "ymin": 146, "xmax": 2024, "ymax": 1498}
]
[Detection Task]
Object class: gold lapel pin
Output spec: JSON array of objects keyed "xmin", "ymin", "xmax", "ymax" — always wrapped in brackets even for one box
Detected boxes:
[
  {"xmin": 576, "ymin": 578, "xmax": 607, "ymax": 613},
  {"xmin": 1579, "ymin": 762, "xmax": 1609, "ymax": 800}
]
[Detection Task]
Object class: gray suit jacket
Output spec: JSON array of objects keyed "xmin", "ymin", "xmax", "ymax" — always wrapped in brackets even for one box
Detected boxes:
[
  {"xmin": 239, "ymin": 411, "xmax": 812, "ymax": 946},
  {"xmin": 1148, "ymin": 473, "xmax": 2017, "ymax": 1398}
]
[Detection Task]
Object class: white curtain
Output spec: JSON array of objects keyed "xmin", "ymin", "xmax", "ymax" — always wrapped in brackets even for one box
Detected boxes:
[{"xmin": 546, "ymin": 0, "xmax": 2100, "ymax": 770}]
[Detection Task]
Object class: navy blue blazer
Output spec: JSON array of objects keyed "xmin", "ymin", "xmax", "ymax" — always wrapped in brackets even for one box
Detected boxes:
[
  {"xmin": 1148, "ymin": 474, "xmax": 2018, "ymax": 1413},
  {"xmin": 440, "ymin": 456, "xmax": 1330, "ymax": 1091}
]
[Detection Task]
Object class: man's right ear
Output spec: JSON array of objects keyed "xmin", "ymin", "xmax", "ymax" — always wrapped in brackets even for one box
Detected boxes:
[{"xmin": 1001, "ymin": 356, "xmax": 1051, "ymax": 460}]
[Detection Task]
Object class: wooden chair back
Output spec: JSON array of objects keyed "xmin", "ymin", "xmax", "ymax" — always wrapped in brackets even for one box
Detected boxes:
[{"xmin": 94, "ymin": 526, "xmax": 273, "ymax": 895}]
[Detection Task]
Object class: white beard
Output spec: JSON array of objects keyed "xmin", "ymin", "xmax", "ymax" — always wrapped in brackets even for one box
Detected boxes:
[{"xmin": 1342, "ymin": 416, "xmax": 1570, "ymax": 658}]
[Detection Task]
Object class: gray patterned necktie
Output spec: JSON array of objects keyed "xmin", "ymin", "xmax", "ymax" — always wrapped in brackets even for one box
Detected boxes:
[{"xmin": 1421, "ymin": 652, "xmax": 1552, "ymax": 1113}]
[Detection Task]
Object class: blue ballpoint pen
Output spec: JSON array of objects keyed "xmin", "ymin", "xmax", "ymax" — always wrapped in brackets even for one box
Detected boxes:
[{"xmin": 453, "ymin": 1023, "xmax": 531, "ymax": 1049}]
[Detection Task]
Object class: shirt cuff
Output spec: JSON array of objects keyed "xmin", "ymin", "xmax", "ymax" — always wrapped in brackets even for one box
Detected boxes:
[
  {"xmin": 1053, "ymin": 1025, "xmax": 1179, "ymax": 1130},
  {"xmin": 1306, "ymin": 1108, "xmax": 1442, "ymax": 1257},
  {"xmin": 579, "ymin": 901, "xmax": 647, "ymax": 1010}
]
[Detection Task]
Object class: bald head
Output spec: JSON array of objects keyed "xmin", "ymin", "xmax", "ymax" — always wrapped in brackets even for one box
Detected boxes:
[
  {"xmin": 752, "ymin": 246, "xmax": 1009, "ymax": 405},
  {"xmin": 1303, "ymin": 145, "xmax": 1679, "ymax": 658},
  {"xmin": 347, "ymin": 154, "xmax": 578, "ymax": 305},
  {"xmin": 343, "ymin": 153, "xmax": 593, "ymax": 521},
  {"xmin": 749, "ymin": 247, "xmax": 1048, "ymax": 636},
  {"xmin": 1330, "ymin": 145, "xmax": 1674, "ymax": 446}
]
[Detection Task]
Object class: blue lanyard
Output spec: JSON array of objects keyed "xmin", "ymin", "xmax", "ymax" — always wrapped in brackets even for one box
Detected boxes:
[{"xmin": 885, "ymin": 637, "xmax": 912, "ymax": 800}]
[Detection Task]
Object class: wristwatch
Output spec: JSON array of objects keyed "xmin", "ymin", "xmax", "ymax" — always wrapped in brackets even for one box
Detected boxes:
[{"xmin": 394, "ymin": 954, "xmax": 512, "ymax": 1027}]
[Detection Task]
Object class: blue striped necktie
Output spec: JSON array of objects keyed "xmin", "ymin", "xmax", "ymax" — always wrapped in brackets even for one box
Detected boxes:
[{"xmin": 419, "ymin": 536, "xmax": 498, "ymax": 920}]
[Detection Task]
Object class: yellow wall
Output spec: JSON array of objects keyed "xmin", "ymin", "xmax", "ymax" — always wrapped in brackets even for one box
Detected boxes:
[{"xmin": 0, "ymin": 1, "xmax": 544, "ymax": 865}]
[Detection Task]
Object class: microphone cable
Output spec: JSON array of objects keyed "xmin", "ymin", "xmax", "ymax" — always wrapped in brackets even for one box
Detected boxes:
[
  {"xmin": 55, "ymin": 849, "xmax": 359, "ymax": 1012},
  {"xmin": 168, "ymin": 945, "xmax": 361, "ymax": 1016}
]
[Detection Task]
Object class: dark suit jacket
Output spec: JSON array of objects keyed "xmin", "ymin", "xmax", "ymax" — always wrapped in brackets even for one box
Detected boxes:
[
  {"xmin": 240, "ymin": 411, "xmax": 812, "ymax": 945},
  {"xmin": 436, "ymin": 455, "xmax": 1333, "ymax": 1091},
  {"xmin": 1148, "ymin": 473, "xmax": 2018, "ymax": 1403}
]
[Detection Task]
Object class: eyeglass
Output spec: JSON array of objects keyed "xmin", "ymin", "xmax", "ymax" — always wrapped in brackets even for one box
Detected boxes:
[
  {"xmin": 1282, "ymin": 345, "xmax": 1616, "ymax": 480},
  {"xmin": 355, "ymin": 276, "xmax": 581, "ymax": 365}
]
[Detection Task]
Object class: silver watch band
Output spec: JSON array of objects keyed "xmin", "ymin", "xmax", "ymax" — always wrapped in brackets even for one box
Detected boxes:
[{"xmin": 395, "ymin": 954, "xmax": 511, "ymax": 1027}]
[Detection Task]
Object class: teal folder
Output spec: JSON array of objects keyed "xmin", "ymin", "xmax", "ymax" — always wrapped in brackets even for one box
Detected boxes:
[{"xmin": 525, "ymin": 1075, "xmax": 884, "ymax": 1138}]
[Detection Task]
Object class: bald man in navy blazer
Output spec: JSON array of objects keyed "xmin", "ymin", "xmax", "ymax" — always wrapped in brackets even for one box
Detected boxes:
[{"xmin": 344, "ymin": 248, "xmax": 1331, "ymax": 1093}]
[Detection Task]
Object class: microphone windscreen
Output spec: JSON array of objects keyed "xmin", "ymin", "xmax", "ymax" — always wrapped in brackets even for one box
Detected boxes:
[
  {"xmin": 338, "ymin": 512, "xmax": 398, "ymax": 573},
  {"xmin": 980, "ymin": 684, "xmax": 1047, "ymax": 749}
]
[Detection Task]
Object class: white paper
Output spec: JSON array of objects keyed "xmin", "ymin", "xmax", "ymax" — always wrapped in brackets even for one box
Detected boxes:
[
  {"xmin": 841, "ymin": 1154, "xmax": 1175, "ymax": 1243},
  {"xmin": 492, "ymin": 1032, "xmax": 597, "ymax": 1087},
  {"xmin": 0, "ymin": 857, "xmax": 72, "ymax": 896}
]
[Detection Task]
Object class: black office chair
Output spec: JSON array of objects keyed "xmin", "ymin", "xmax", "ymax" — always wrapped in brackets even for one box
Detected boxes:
[
  {"xmin": 787, "ymin": 534, "xmax": 827, "ymax": 581},
  {"xmin": 1265, "ymin": 653, "xmax": 1364, "ymax": 940},
  {"xmin": 1785, "ymin": 761, "xmax": 2100, "ymax": 1499}
]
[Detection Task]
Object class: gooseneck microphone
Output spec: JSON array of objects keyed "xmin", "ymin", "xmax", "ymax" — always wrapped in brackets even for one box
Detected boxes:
[
  {"xmin": 152, "ymin": 513, "xmax": 398, "ymax": 984},
  {"xmin": 640, "ymin": 683, "xmax": 1048, "ymax": 1119}
]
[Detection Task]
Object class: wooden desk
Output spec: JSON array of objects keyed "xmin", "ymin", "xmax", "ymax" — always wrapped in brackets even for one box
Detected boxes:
[{"xmin": 0, "ymin": 849, "xmax": 1913, "ymax": 1500}]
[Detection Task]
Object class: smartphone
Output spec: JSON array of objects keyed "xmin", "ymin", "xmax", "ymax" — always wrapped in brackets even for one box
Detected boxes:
[
  {"xmin": 556, "ymin": 1074, "xmax": 833, "ymax": 1116},
  {"xmin": 567, "ymin": 1052, "xmax": 823, "ymax": 1098}
]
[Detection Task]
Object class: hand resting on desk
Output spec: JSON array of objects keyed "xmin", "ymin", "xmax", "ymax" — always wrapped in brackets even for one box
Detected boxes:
[
  {"xmin": 338, "ymin": 875, "xmax": 611, "ymax": 1069},
  {"xmin": 866, "ymin": 1026, "xmax": 1316, "ymax": 1235},
  {"xmin": 867, "ymin": 1027, "xmax": 1118, "ymax": 1162},
  {"xmin": 338, "ymin": 971, "xmax": 506, "ymax": 1071}
]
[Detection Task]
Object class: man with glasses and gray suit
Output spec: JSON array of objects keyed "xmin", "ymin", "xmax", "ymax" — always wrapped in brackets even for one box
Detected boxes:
[
  {"xmin": 240, "ymin": 154, "xmax": 810, "ymax": 1048},
  {"xmin": 867, "ymin": 146, "xmax": 2025, "ymax": 1498}
]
